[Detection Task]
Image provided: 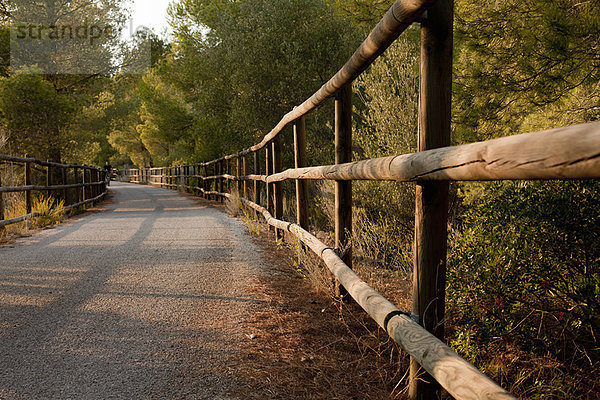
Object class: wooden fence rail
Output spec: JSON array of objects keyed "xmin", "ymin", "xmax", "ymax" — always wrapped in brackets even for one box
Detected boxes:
[
  {"xmin": 0, "ymin": 154, "xmax": 108, "ymax": 229},
  {"xmin": 122, "ymin": 0, "xmax": 600, "ymax": 398}
]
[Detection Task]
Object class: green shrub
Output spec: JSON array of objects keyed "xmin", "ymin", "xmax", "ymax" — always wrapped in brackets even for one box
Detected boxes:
[{"xmin": 448, "ymin": 180, "xmax": 600, "ymax": 395}]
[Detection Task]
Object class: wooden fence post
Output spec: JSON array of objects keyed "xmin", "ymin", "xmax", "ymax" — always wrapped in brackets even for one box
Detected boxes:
[
  {"xmin": 214, "ymin": 163, "xmax": 218, "ymax": 198},
  {"xmin": 409, "ymin": 1, "xmax": 453, "ymax": 399},
  {"xmin": 335, "ymin": 85, "xmax": 353, "ymax": 299},
  {"xmin": 226, "ymin": 159, "xmax": 231, "ymax": 194},
  {"xmin": 62, "ymin": 167, "xmax": 68, "ymax": 205},
  {"xmin": 183, "ymin": 165, "xmax": 187, "ymax": 192},
  {"xmin": 253, "ymin": 151, "xmax": 261, "ymax": 207},
  {"xmin": 0, "ymin": 171, "xmax": 4, "ymax": 230},
  {"xmin": 180, "ymin": 166, "xmax": 184, "ymax": 191},
  {"xmin": 46, "ymin": 163, "xmax": 53, "ymax": 200},
  {"xmin": 211, "ymin": 164, "xmax": 215, "ymax": 199},
  {"xmin": 203, "ymin": 165, "xmax": 208, "ymax": 199},
  {"xmin": 272, "ymin": 137, "xmax": 283, "ymax": 241},
  {"xmin": 92, "ymin": 169, "xmax": 97, "ymax": 198},
  {"xmin": 190, "ymin": 165, "xmax": 194, "ymax": 194},
  {"xmin": 82, "ymin": 167, "xmax": 87, "ymax": 203},
  {"xmin": 236, "ymin": 156, "xmax": 242, "ymax": 195},
  {"xmin": 25, "ymin": 158, "xmax": 32, "ymax": 215},
  {"xmin": 74, "ymin": 165, "xmax": 81, "ymax": 204},
  {"xmin": 265, "ymin": 144, "xmax": 273, "ymax": 223},
  {"xmin": 294, "ymin": 116, "xmax": 309, "ymax": 229},
  {"xmin": 242, "ymin": 155, "xmax": 249, "ymax": 200},
  {"xmin": 219, "ymin": 160, "xmax": 224, "ymax": 202}
]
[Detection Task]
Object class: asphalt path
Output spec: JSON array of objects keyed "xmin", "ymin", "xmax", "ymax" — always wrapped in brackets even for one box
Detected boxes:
[{"xmin": 0, "ymin": 182, "xmax": 264, "ymax": 399}]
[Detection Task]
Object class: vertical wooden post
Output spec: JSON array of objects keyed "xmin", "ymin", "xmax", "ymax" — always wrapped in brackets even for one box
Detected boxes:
[
  {"xmin": 180, "ymin": 166, "xmax": 184, "ymax": 191},
  {"xmin": 191, "ymin": 165, "xmax": 195, "ymax": 194},
  {"xmin": 242, "ymin": 155, "xmax": 249, "ymax": 200},
  {"xmin": 236, "ymin": 156, "xmax": 242, "ymax": 195},
  {"xmin": 272, "ymin": 136, "xmax": 283, "ymax": 241},
  {"xmin": 294, "ymin": 116, "xmax": 309, "ymax": 229},
  {"xmin": 335, "ymin": 85, "xmax": 353, "ymax": 299},
  {"xmin": 225, "ymin": 159, "xmax": 230, "ymax": 194},
  {"xmin": 210, "ymin": 164, "xmax": 214, "ymax": 199},
  {"xmin": 25, "ymin": 159, "xmax": 32, "ymax": 214},
  {"xmin": 409, "ymin": 1, "xmax": 453, "ymax": 399},
  {"xmin": 183, "ymin": 165, "xmax": 187, "ymax": 192},
  {"xmin": 0, "ymin": 171, "xmax": 4, "ymax": 230},
  {"xmin": 73, "ymin": 166, "xmax": 81, "ymax": 204},
  {"xmin": 214, "ymin": 162, "xmax": 218, "ymax": 198},
  {"xmin": 92, "ymin": 169, "xmax": 97, "ymax": 198},
  {"xmin": 265, "ymin": 144, "xmax": 273, "ymax": 218},
  {"xmin": 46, "ymin": 163, "xmax": 53, "ymax": 200},
  {"xmin": 90, "ymin": 169, "xmax": 95, "ymax": 198},
  {"xmin": 253, "ymin": 151, "xmax": 261, "ymax": 207},
  {"xmin": 82, "ymin": 167, "xmax": 87, "ymax": 202},
  {"xmin": 219, "ymin": 160, "xmax": 224, "ymax": 202},
  {"xmin": 203, "ymin": 165, "xmax": 208, "ymax": 199},
  {"xmin": 62, "ymin": 167, "xmax": 68, "ymax": 205}
]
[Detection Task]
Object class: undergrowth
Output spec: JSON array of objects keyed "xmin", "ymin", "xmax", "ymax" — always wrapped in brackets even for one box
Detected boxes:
[{"xmin": 1, "ymin": 194, "xmax": 66, "ymax": 242}]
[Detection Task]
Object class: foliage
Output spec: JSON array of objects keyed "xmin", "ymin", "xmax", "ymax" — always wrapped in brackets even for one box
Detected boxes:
[
  {"xmin": 335, "ymin": 0, "xmax": 393, "ymax": 32},
  {"xmin": 151, "ymin": 0, "xmax": 361, "ymax": 165},
  {"xmin": 453, "ymin": 0, "xmax": 600, "ymax": 141},
  {"xmin": 0, "ymin": 72, "xmax": 74, "ymax": 159},
  {"xmin": 350, "ymin": 30, "xmax": 420, "ymax": 273},
  {"xmin": 0, "ymin": 193, "xmax": 65, "ymax": 241},
  {"xmin": 33, "ymin": 195, "xmax": 66, "ymax": 228},
  {"xmin": 448, "ymin": 180, "xmax": 600, "ymax": 396}
]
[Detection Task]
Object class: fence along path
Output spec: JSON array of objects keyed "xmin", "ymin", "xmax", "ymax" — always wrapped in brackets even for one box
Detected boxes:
[
  {"xmin": 125, "ymin": 0, "xmax": 600, "ymax": 398},
  {"xmin": 0, "ymin": 155, "xmax": 108, "ymax": 228}
]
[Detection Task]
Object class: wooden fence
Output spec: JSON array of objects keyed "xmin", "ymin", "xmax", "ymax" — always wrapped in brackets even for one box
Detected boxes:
[
  {"xmin": 0, "ymin": 154, "xmax": 108, "ymax": 228},
  {"xmin": 123, "ymin": 0, "xmax": 600, "ymax": 398}
]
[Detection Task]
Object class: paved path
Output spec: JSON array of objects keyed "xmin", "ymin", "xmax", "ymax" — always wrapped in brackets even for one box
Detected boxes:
[{"xmin": 0, "ymin": 182, "xmax": 264, "ymax": 399}]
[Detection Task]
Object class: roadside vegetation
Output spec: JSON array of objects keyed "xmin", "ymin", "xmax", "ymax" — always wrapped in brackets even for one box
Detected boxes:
[
  {"xmin": 0, "ymin": 0, "xmax": 598, "ymax": 397},
  {"xmin": 0, "ymin": 196, "xmax": 66, "ymax": 243}
]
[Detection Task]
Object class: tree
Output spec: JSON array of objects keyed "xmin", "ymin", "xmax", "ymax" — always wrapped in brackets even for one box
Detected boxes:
[
  {"xmin": 0, "ymin": 71, "xmax": 73, "ymax": 160},
  {"xmin": 453, "ymin": 0, "xmax": 600, "ymax": 141},
  {"xmin": 149, "ymin": 0, "xmax": 360, "ymax": 164}
]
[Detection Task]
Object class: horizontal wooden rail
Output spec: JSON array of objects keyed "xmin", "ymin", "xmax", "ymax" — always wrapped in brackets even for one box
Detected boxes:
[
  {"xmin": 62, "ymin": 191, "xmax": 108, "ymax": 211},
  {"xmin": 0, "ymin": 182, "xmax": 106, "ymax": 193},
  {"xmin": 262, "ymin": 122, "xmax": 600, "ymax": 183},
  {"xmin": 0, "ymin": 212, "xmax": 41, "ymax": 228},
  {"xmin": 0, "ymin": 155, "xmax": 100, "ymax": 171}
]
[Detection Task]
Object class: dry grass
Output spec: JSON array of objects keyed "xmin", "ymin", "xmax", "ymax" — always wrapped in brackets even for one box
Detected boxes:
[
  {"xmin": 232, "ymin": 223, "xmax": 412, "ymax": 399},
  {"xmin": 0, "ymin": 194, "xmax": 66, "ymax": 243}
]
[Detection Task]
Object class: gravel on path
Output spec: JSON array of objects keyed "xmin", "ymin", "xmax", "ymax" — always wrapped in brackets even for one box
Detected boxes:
[{"xmin": 0, "ymin": 182, "xmax": 265, "ymax": 400}]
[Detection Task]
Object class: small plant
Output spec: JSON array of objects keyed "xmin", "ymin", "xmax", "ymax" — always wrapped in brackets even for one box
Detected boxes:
[
  {"xmin": 0, "ymin": 193, "xmax": 65, "ymax": 241},
  {"xmin": 32, "ymin": 195, "xmax": 65, "ymax": 227},
  {"xmin": 241, "ymin": 206, "xmax": 261, "ymax": 236},
  {"xmin": 225, "ymin": 190, "xmax": 240, "ymax": 217},
  {"xmin": 288, "ymin": 238, "xmax": 335, "ymax": 296}
]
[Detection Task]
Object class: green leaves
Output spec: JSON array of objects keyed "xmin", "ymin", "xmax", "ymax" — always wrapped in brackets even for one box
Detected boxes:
[
  {"xmin": 448, "ymin": 180, "xmax": 600, "ymax": 388},
  {"xmin": 454, "ymin": 0, "xmax": 600, "ymax": 141},
  {"xmin": 0, "ymin": 72, "xmax": 74, "ymax": 160}
]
